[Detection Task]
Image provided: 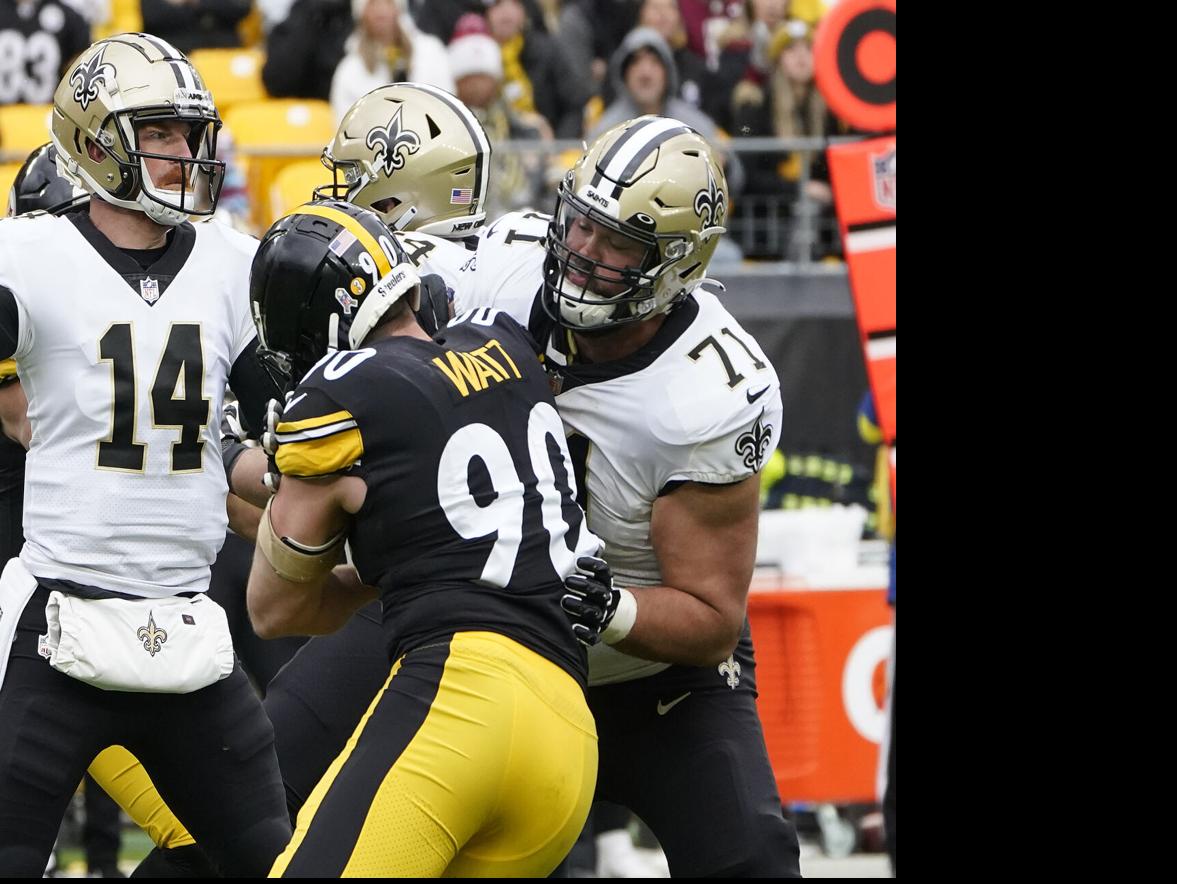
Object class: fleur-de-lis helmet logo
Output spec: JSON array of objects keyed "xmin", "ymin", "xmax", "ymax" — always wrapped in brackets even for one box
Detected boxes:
[
  {"xmin": 70, "ymin": 47, "xmax": 116, "ymax": 112},
  {"xmin": 718, "ymin": 654, "xmax": 741, "ymax": 689},
  {"xmin": 136, "ymin": 612, "xmax": 168, "ymax": 657},
  {"xmin": 693, "ymin": 165, "xmax": 726, "ymax": 229},
  {"xmin": 365, "ymin": 105, "xmax": 421, "ymax": 177},
  {"xmin": 735, "ymin": 413, "xmax": 773, "ymax": 471}
]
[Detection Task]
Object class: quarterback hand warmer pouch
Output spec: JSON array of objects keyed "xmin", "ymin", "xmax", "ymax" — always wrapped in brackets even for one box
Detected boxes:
[{"xmin": 42, "ymin": 592, "xmax": 234, "ymax": 693}]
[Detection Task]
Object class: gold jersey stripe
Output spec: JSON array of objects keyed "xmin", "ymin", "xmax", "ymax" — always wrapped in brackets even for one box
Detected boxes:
[
  {"xmin": 290, "ymin": 204, "xmax": 392, "ymax": 277},
  {"xmin": 277, "ymin": 427, "xmax": 364, "ymax": 477},
  {"xmin": 0, "ymin": 358, "xmax": 16, "ymax": 381},
  {"xmin": 277, "ymin": 410, "xmax": 356, "ymax": 434}
]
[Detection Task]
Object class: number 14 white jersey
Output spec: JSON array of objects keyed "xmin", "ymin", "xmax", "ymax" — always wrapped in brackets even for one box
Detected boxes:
[{"xmin": 0, "ymin": 213, "xmax": 257, "ymax": 598}]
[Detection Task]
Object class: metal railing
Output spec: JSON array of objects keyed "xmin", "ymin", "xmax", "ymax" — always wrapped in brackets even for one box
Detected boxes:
[{"xmin": 3, "ymin": 131, "xmax": 857, "ymax": 268}]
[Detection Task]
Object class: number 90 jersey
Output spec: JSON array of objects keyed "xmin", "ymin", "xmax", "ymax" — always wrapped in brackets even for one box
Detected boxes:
[{"xmin": 273, "ymin": 308, "xmax": 600, "ymax": 683}]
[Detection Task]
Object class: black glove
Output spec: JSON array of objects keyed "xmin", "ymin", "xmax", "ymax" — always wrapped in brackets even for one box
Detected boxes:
[
  {"xmin": 414, "ymin": 273, "xmax": 453, "ymax": 337},
  {"xmin": 561, "ymin": 556, "xmax": 621, "ymax": 647}
]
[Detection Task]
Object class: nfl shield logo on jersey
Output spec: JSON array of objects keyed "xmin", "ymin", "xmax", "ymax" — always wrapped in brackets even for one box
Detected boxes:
[{"xmin": 139, "ymin": 277, "xmax": 161, "ymax": 305}]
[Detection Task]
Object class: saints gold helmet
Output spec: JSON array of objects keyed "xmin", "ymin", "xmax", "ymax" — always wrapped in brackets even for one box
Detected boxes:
[
  {"xmin": 542, "ymin": 116, "xmax": 729, "ymax": 331},
  {"xmin": 50, "ymin": 33, "xmax": 224, "ymax": 227},
  {"xmin": 317, "ymin": 83, "xmax": 491, "ymax": 238}
]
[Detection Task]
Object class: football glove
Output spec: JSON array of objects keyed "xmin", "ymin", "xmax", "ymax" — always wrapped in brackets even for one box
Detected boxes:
[
  {"xmin": 561, "ymin": 556, "xmax": 622, "ymax": 647},
  {"xmin": 260, "ymin": 393, "xmax": 291, "ymax": 494}
]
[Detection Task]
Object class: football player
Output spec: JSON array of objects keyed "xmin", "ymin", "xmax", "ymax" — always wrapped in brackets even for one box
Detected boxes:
[
  {"xmin": 257, "ymin": 116, "xmax": 803, "ymax": 876},
  {"xmin": 428, "ymin": 115, "xmax": 803, "ymax": 876},
  {"xmin": 1, "ymin": 142, "xmax": 217, "ymax": 877},
  {"xmin": 0, "ymin": 34, "xmax": 290, "ymax": 876},
  {"xmin": 247, "ymin": 199, "xmax": 600, "ymax": 876}
]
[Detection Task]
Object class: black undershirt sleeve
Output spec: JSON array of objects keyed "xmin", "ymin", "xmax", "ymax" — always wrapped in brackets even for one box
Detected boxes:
[{"xmin": 0, "ymin": 286, "xmax": 20, "ymax": 362}]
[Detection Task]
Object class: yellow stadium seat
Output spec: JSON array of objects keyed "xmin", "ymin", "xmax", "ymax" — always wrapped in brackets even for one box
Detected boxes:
[
  {"xmin": 1, "ymin": 163, "xmax": 25, "ymax": 216},
  {"xmin": 0, "ymin": 105, "xmax": 53, "ymax": 161},
  {"xmin": 222, "ymin": 99, "xmax": 335, "ymax": 230},
  {"xmin": 189, "ymin": 48, "xmax": 267, "ymax": 114},
  {"xmin": 268, "ymin": 159, "xmax": 333, "ymax": 227}
]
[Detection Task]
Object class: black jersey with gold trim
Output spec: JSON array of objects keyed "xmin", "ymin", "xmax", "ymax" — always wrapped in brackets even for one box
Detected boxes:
[{"xmin": 274, "ymin": 308, "xmax": 600, "ymax": 684}]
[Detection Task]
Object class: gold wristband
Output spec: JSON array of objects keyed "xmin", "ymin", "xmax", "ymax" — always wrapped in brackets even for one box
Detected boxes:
[{"xmin": 255, "ymin": 497, "xmax": 346, "ymax": 584}]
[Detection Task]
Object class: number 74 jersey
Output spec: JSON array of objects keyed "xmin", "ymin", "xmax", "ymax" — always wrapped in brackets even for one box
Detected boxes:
[{"xmin": 0, "ymin": 212, "xmax": 258, "ymax": 598}]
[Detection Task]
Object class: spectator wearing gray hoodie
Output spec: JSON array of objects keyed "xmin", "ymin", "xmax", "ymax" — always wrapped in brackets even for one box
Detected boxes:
[{"xmin": 589, "ymin": 26, "xmax": 744, "ymax": 195}]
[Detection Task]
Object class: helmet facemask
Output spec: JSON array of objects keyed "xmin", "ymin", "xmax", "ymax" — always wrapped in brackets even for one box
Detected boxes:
[
  {"xmin": 123, "ymin": 111, "xmax": 225, "ymax": 225},
  {"xmin": 542, "ymin": 182, "xmax": 700, "ymax": 331}
]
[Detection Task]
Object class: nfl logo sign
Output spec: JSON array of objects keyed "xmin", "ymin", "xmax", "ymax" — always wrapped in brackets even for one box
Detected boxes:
[
  {"xmin": 450, "ymin": 188, "xmax": 473, "ymax": 205},
  {"xmin": 139, "ymin": 277, "xmax": 161, "ymax": 305},
  {"xmin": 872, "ymin": 147, "xmax": 896, "ymax": 212}
]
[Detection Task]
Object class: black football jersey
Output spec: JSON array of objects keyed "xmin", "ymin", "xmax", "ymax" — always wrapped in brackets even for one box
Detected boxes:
[{"xmin": 274, "ymin": 307, "xmax": 599, "ymax": 682}]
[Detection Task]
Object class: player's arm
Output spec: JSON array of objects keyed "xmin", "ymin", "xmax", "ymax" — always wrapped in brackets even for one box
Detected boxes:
[
  {"xmin": 618, "ymin": 476, "xmax": 758, "ymax": 665},
  {"xmin": 224, "ymin": 340, "xmax": 284, "ymax": 507},
  {"xmin": 0, "ymin": 372, "xmax": 29, "ymax": 448},
  {"xmin": 246, "ymin": 472, "xmax": 375, "ymax": 638},
  {"xmin": 226, "ymin": 493, "xmax": 263, "ymax": 542},
  {"xmin": 565, "ymin": 476, "xmax": 759, "ymax": 665}
]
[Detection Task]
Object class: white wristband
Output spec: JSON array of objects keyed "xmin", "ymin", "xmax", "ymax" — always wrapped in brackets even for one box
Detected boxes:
[{"xmin": 601, "ymin": 588, "xmax": 637, "ymax": 645}]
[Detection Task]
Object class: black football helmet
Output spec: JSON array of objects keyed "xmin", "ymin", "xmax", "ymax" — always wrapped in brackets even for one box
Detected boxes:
[
  {"xmin": 250, "ymin": 199, "xmax": 422, "ymax": 391},
  {"xmin": 7, "ymin": 143, "xmax": 88, "ymax": 217}
]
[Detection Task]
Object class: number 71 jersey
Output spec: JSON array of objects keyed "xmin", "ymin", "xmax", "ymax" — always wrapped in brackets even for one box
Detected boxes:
[{"xmin": 0, "ymin": 212, "xmax": 258, "ymax": 598}]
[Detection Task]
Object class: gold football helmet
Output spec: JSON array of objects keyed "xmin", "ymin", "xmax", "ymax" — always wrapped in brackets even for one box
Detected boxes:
[
  {"xmin": 317, "ymin": 83, "xmax": 491, "ymax": 238},
  {"xmin": 50, "ymin": 33, "xmax": 224, "ymax": 227},
  {"xmin": 542, "ymin": 116, "xmax": 728, "ymax": 330}
]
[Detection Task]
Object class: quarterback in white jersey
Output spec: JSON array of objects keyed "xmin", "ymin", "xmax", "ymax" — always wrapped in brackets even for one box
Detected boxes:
[
  {"xmin": 0, "ymin": 34, "xmax": 290, "ymax": 878},
  {"xmin": 0, "ymin": 211, "xmax": 257, "ymax": 597}
]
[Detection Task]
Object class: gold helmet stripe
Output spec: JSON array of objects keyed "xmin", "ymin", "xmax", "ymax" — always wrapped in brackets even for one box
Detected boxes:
[
  {"xmin": 291, "ymin": 204, "xmax": 393, "ymax": 278},
  {"xmin": 593, "ymin": 117, "xmax": 693, "ymax": 195}
]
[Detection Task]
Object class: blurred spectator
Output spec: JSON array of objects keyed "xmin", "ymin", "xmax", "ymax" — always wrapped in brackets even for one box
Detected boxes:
[
  {"xmin": 484, "ymin": 0, "xmax": 589, "ymax": 138},
  {"xmin": 589, "ymin": 26, "xmax": 743, "ymax": 195},
  {"xmin": 449, "ymin": 16, "xmax": 548, "ymax": 218},
  {"xmin": 57, "ymin": 0, "xmax": 107, "ymax": 24},
  {"xmin": 677, "ymin": 0, "xmax": 741, "ymax": 69},
  {"xmin": 262, "ymin": 0, "xmax": 352, "ymax": 100},
  {"xmin": 329, "ymin": 0, "xmax": 453, "ymax": 121},
  {"xmin": 257, "ymin": 0, "xmax": 297, "ymax": 32},
  {"xmin": 140, "ymin": 0, "xmax": 252, "ymax": 53},
  {"xmin": 406, "ymin": 0, "xmax": 549, "ymax": 41},
  {"xmin": 633, "ymin": 0, "xmax": 711, "ymax": 110},
  {"xmin": 730, "ymin": 19, "xmax": 840, "ymax": 260},
  {"xmin": 0, "ymin": 0, "xmax": 90, "ymax": 105},
  {"xmin": 706, "ymin": 0, "xmax": 789, "ymax": 131},
  {"xmin": 555, "ymin": 0, "xmax": 642, "ymax": 92}
]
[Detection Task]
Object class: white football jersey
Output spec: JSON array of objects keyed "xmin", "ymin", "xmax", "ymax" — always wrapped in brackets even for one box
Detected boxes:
[
  {"xmin": 395, "ymin": 229, "xmax": 473, "ymax": 298},
  {"xmin": 0, "ymin": 213, "xmax": 258, "ymax": 598},
  {"xmin": 454, "ymin": 213, "xmax": 783, "ymax": 685}
]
